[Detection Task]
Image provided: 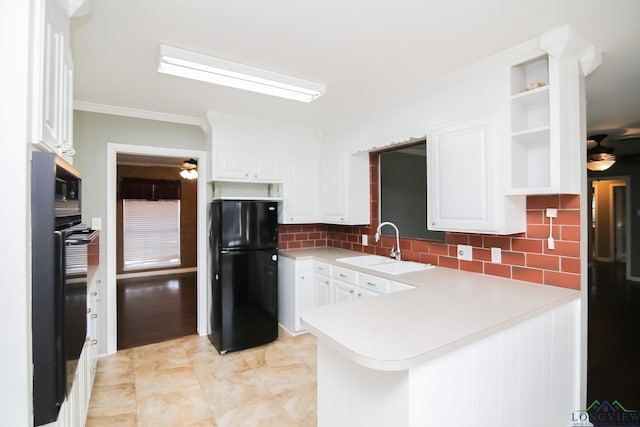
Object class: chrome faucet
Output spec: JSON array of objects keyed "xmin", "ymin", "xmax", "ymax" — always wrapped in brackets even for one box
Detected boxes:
[{"xmin": 375, "ymin": 221, "xmax": 401, "ymax": 260}]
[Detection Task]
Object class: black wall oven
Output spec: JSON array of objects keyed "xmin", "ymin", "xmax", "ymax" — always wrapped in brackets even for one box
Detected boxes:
[{"xmin": 31, "ymin": 152, "xmax": 95, "ymax": 425}]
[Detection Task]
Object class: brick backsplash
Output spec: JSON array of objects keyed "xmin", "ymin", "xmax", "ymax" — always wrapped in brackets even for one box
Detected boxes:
[{"xmin": 278, "ymin": 153, "xmax": 582, "ymax": 290}]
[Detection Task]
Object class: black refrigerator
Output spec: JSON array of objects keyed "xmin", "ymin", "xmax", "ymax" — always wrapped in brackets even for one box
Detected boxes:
[{"xmin": 209, "ymin": 200, "xmax": 279, "ymax": 354}]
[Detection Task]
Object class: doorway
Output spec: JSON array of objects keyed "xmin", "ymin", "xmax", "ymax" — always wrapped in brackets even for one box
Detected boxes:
[
  {"xmin": 590, "ymin": 179, "xmax": 628, "ymax": 263},
  {"xmin": 105, "ymin": 144, "xmax": 209, "ymax": 355},
  {"xmin": 587, "ymin": 177, "xmax": 640, "ymax": 408},
  {"xmin": 115, "ymin": 155, "xmax": 199, "ymax": 349}
]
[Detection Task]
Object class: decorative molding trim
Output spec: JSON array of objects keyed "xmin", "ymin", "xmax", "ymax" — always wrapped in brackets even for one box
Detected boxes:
[{"xmin": 73, "ymin": 101, "xmax": 209, "ymax": 131}]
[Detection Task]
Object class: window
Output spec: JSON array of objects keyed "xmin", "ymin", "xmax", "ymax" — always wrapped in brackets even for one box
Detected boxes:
[
  {"xmin": 378, "ymin": 142, "xmax": 445, "ymax": 241},
  {"xmin": 122, "ymin": 199, "xmax": 181, "ymax": 270}
]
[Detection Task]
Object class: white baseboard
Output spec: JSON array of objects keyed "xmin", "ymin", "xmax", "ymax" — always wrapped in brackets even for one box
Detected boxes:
[{"xmin": 116, "ymin": 267, "xmax": 197, "ymax": 280}]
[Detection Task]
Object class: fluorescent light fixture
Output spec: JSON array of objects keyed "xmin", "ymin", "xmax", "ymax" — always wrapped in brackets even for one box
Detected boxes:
[{"xmin": 158, "ymin": 44, "xmax": 325, "ymax": 103}]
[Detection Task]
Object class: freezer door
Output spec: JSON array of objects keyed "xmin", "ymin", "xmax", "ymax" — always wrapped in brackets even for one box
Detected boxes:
[
  {"xmin": 210, "ymin": 249, "xmax": 278, "ymax": 353},
  {"xmin": 219, "ymin": 200, "xmax": 278, "ymax": 250}
]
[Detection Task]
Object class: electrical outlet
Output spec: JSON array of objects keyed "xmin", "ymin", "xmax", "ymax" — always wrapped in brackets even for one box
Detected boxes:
[
  {"xmin": 491, "ymin": 247, "xmax": 502, "ymax": 264},
  {"xmin": 362, "ymin": 234, "xmax": 368, "ymax": 246},
  {"xmin": 457, "ymin": 244, "xmax": 472, "ymax": 261},
  {"xmin": 546, "ymin": 208, "xmax": 557, "ymax": 218}
]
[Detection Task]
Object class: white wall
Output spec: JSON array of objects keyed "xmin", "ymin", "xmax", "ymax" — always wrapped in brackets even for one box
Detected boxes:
[
  {"xmin": 1, "ymin": 0, "xmax": 32, "ymax": 424},
  {"xmin": 322, "ymin": 39, "xmax": 543, "ymax": 155},
  {"xmin": 207, "ymin": 111, "xmax": 323, "ymax": 159}
]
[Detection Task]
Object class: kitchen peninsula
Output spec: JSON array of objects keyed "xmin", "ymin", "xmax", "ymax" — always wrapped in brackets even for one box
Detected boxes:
[{"xmin": 283, "ymin": 248, "xmax": 581, "ymax": 427}]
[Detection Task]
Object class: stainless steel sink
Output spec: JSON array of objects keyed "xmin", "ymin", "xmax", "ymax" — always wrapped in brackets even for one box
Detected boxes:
[{"xmin": 336, "ymin": 255, "xmax": 433, "ymax": 275}]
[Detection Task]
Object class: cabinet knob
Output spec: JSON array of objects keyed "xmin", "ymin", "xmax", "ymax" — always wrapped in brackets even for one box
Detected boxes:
[
  {"xmin": 349, "ymin": 289, "xmax": 354, "ymax": 294},
  {"xmin": 90, "ymin": 314, "xmax": 98, "ymax": 319}
]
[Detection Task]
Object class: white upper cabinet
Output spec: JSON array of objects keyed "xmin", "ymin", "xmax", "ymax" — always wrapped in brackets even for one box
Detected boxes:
[
  {"xmin": 427, "ymin": 110, "xmax": 526, "ymax": 234},
  {"xmin": 29, "ymin": 0, "xmax": 79, "ymax": 162},
  {"xmin": 321, "ymin": 152, "xmax": 370, "ymax": 225},
  {"xmin": 213, "ymin": 150, "xmax": 282, "ymax": 182},
  {"xmin": 279, "ymin": 157, "xmax": 321, "ymax": 224},
  {"xmin": 507, "ymin": 26, "xmax": 601, "ymax": 195}
]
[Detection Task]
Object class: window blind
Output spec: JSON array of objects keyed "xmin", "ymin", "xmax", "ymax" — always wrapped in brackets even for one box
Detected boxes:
[{"xmin": 123, "ymin": 199, "xmax": 181, "ymax": 270}]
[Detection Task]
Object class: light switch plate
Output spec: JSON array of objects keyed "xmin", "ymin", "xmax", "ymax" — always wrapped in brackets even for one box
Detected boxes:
[
  {"xmin": 91, "ymin": 217, "xmax": 102, "ymax": 231},
  {"xmin": 457, "ymin": 244, "xmax": 472, "ymax": 261}
]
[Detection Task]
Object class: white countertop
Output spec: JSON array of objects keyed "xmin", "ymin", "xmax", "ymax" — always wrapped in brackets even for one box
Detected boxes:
[{"xmin": 282, "ymin": 247, "xmax": 580, "ymax": 371}]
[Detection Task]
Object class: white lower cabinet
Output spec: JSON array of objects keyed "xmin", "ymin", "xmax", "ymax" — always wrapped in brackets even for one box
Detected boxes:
[
  {"xmin": 278, "ymin": 258, "xmax": 314, "ymax": 335},
  {"xmin": 313, "ymin": 263, "xmax": 333, "ymax": 307},
  {"xmin": 279, "ymin": 256, "xmax": 415, "ymax": 335},
  {"xmin": 333, "ymin": 280, "xmax": 358, "ymax": 303},
  {"xmin": 52, "ymin": 269, "xmax": 100, "ymax": 427}
]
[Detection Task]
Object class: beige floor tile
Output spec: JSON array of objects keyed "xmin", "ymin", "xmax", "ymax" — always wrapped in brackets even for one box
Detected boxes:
[
  {"xmin": 202, "ymin": 370, "xmax": 273, "ymax": 417},
  {"xmin": 94, "ymin": 350, "xmax": 135, "ymax": 386},
  {"xmin": 135, "ymin": 365, "xmax": 200, "ymax": 398},
  {"xmin": 254, "ymin": 363, "xmax": 317, "ymax": 396},
  {"xmin": 214, "ymin": 397, "xmax": 298, "ymax": 427},
  {"xmin": 86, "ymin": 412, "xmax": 138, "ymax": 427},
  {"xmin": 87, "ymin": 382, "xmax": 137, "ymax": 417},
  {"xmin": 89, "ymin": 332, "xmax": 318, "ymax": 427},
  {"xmin": 275, "ymin": 382, "xmax": 317, "ymax": 425},
  {"xmin": 133, "ymin": 339, "xmax": 191, "ymax": 373},
  {"xmin": 136, "ymin": 384, "xmax": 216, "ymax": 427}
]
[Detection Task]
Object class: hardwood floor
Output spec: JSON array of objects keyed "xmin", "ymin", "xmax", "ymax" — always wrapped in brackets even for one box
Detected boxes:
[
  {"xmin": 587, "ymin": 261, "xmax": 640, "ymax": 408},
  {"xmin": 117, "ymin": 272, "xmax": 197, "ymax": 350}
]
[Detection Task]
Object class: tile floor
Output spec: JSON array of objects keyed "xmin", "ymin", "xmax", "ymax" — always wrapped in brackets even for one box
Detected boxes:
[{"xmin": 86, "ymin": 330, "xmax": 317, "ymax": 427}]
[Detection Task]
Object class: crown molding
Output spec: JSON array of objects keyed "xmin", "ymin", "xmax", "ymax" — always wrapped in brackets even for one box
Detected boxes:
[{"xmin": 73, "ymin": 101, "xmax": 209, "ymax": 132}]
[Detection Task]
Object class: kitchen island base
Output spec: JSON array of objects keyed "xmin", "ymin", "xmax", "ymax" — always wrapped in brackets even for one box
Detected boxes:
[{"xmin": 316, "ymin": 299, "xmax": 580, "ymax": 427}]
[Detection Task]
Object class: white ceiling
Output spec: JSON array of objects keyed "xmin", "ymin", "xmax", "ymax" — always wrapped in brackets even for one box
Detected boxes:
[{"xmin": 71, "ymin": 0, "xmax": 640, "ymax": 146}]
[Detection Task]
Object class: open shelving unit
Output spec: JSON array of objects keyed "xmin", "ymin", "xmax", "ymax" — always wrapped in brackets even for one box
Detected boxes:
[{"xmin": 509, "ymin": 54, "xmax": 552, "ymax": 193}]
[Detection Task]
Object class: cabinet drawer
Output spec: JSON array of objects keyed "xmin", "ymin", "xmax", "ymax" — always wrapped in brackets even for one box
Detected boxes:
[
  {"xmin": 359, "ymin": 273, "xmax": 391, "ymax": 293},
  {"xmin": 314, "ymin": 261, "xmax": 331, "ymax": 276},
  {"xmin": 332, "ymin": 265, "xmax": 357, "ymax": 283}
]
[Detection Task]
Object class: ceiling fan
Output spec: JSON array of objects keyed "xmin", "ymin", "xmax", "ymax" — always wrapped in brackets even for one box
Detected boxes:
[
  {"xmin": 587, "ymin": 133, "xmax": 640, "ymax": 171},
  {"xmin": 587, "ymin": 134, "xmax": 615, "ymax": 171}
]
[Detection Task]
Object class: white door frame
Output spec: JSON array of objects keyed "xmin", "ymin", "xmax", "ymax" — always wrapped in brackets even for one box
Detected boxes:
[{"xmin": 106, "ymin": 143, "xmax": 209, "ymax": 355}]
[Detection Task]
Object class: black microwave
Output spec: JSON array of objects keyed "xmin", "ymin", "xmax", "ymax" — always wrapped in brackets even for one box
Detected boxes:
[
  {"xmin": 33, "ymin": 152, "xmax": 82, "ymax": 229},
  {"xmin": 53, "ymin": 158, "xmax": 81, "ymax": 229}
]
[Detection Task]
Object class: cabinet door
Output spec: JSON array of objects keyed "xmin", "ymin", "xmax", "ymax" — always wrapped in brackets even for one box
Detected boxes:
[
  {"xmin": 427, "ymin": 111, "xmax": 496, "ymax": 233},
  {"xmin": 254, "ymin": 156, "xmax": 281, "ymax": 181},
  {"xmin": 321, "ymin": 153, "xmax": 370, "ymax": 225},
  {"xmin": 333, "ymin": 280, "xmax": 356, "ymax": 304},
  {"xmin": 215, "ymin": 151, "xmax": 251, "ymax": 180},
  {"xmin": 295, "ymin": 271, "xmax": 314, "ymax": 331},
  {"xmin": 321, "ymin": 159, "xmax": 346, "ymax": 223},
  {"xmin": 313, "ymin": 275, "xmax": 332, "ymax": 307},
  {"xmin": 42, "ymin": 18, "xmax": 61, "ymax": 147},
  {"xmin": 281, "ymin": 158, "xmax": 320, "ymax": 223}
]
